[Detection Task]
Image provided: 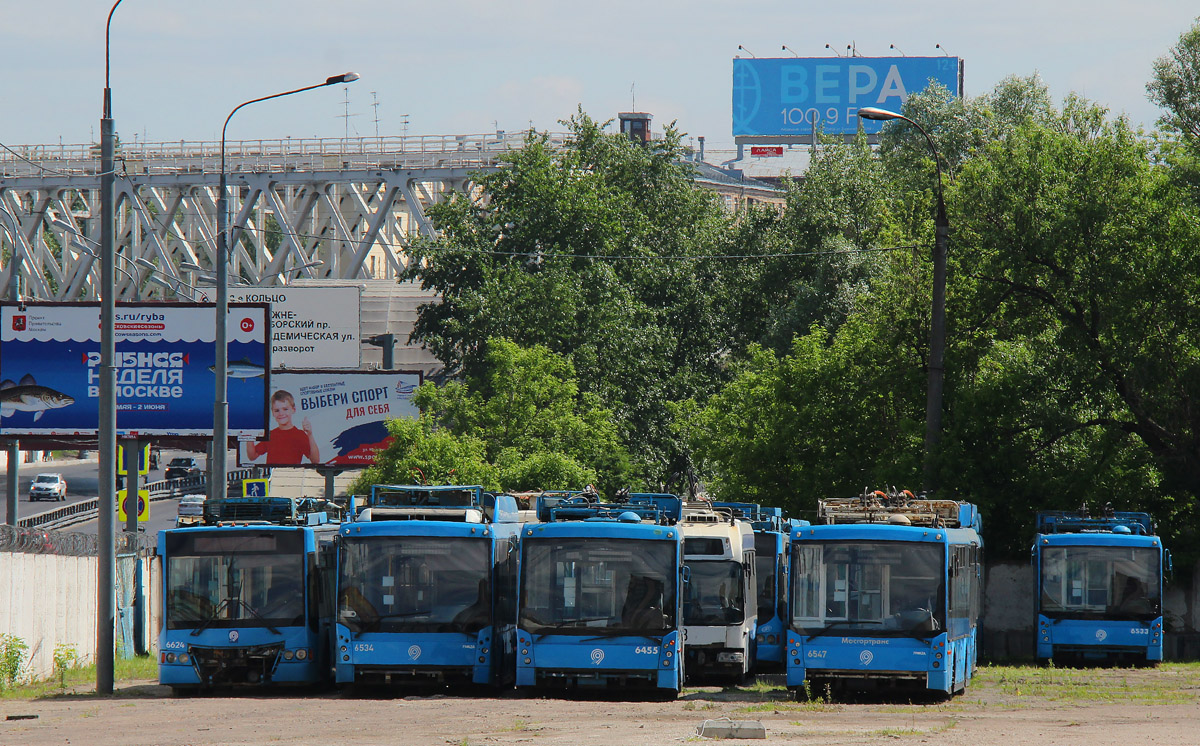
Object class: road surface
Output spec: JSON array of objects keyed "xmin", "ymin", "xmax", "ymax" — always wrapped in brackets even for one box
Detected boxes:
[{"xmin": 2, "ymin": 449, "xmax": 207, "ymax": 537}]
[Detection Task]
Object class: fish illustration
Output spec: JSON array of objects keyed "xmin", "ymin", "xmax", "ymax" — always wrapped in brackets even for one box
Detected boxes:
[
  {"xmin": 0, "ymin": 374, "xmax": 75, "ymax": 422},
  {"xmin": 209, "ymin": 359, "xmax": 265, "ymax": 379}
]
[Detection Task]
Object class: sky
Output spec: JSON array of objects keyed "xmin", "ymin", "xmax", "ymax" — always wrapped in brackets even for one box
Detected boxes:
[{"xmin": 1, "ymin": 1, "xmax": 1196, "ymax": 156}]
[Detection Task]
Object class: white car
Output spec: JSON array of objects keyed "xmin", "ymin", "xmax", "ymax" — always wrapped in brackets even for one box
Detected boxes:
[
  {"xmin": 176, "ymin": 494, "xmax": 206, "ymax": 525},
  {"xmin": 30, "ymin": 473, "xmax": 67, "ymax": 502}
]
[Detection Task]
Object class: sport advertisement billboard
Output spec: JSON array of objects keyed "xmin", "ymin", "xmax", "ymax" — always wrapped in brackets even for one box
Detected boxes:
[
  {"xmin": 0, "ymin": 302, "xmax": 269, "ymax": 437},
  {"xmin": 228, "ymin": 286, "xmax": 361, "ymax": 369},
  {"xmin": 237, "ymin": 369, "xmax": 421, "ymax": 468},
  {"xmin": 732, "ymin": 56, "xmax": 960, "ymax": 137}
]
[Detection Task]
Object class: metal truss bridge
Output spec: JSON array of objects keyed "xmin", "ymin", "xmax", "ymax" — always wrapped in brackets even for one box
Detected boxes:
[{"xmin": 0, "ymin": 132, "xmax": 563, "ymax": 300}]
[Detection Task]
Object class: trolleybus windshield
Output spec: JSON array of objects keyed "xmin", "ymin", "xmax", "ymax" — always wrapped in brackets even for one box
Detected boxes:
[
  {"xmin": 683, "ymin": 560, "xmax": 746, "ymax": 626},
  {"xmin": 337, "ymin": 536, "xmax": 492, "ymax": 634},
  {"xmin": 1040, "ymin": 546, "xmax": 1160, "ymax": 620},
  {"xmin": 792, "ymin": 541, "xmax": 944, "ymax": 637},
  {"xmin": 519, "ymin": 539, "xmax": 676, "ymax": 635},
  {"xmin": 164, "ymin": 531, "xmax": 306, "ymax": 631}
]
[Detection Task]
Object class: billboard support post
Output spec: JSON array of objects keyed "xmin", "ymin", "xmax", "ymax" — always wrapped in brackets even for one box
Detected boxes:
[
  {"xmin": 2, "ymin": 209, "xmax": 19, "ymax": 527},
  {"xmin": 321, "ymin": 467, "xmax": 342, "ymax": 506},
  {"xmin": 367, "ymin": 333, "xmax": 395, "ymax": 370},
  {"xmin": 4, "ymin": 442, "xmax": 17, "ymax": 526}
]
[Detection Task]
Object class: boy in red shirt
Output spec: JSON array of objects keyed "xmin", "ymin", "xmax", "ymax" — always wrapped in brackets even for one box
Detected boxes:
[{"xmin": 244, "ymin": 390, "xmax": 320, "ymax": 464}]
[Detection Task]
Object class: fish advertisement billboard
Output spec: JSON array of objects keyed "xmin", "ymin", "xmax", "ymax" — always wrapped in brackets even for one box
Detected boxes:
[
  {"xmin": 732, "ymin": 56, "xmax": 961, "ymax": 137},
  {"xmin": 0, "ymin": 302, "xmax": 269, "ymax": 437},
  {"xmin": 227, "ymin": 286, "xmax": 361, "ymax": 369},
  {"xmin": 237, "ymin": 369, "xmax": 422, "ymax": 468}
]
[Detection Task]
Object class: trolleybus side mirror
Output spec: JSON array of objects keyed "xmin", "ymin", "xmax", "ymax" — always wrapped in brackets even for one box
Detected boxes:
[
  {"xmin": 681, "ymin": 566, "xmax": 691, "ymax": 584},
  {"xmin": 1166, "ymin": 549, "xmax": 1173, "ymax": 577}
]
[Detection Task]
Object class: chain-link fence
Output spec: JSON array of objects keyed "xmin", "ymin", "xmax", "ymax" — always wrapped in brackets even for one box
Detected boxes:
[{"xmin": 0, "ymin": 524, "xmax": 154, "ymax": 556}]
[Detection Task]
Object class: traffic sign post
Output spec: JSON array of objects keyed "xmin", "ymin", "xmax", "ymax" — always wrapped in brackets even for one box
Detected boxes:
[
  {"xmin": 116, "ymin": 487, "xmax": 150, "ymax": 523},
  {"xmin": 117, "ymin": 442, "xmax": 151, "ymax": 476}
]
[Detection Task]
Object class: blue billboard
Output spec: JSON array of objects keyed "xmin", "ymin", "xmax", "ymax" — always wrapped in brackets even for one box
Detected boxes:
[
  {"xmin": 732, "ymin": 56, "xmax": 960, "ymax": 137},
  {"xmin": 0, "ymin": 302, "xmax": 269, "ymax": 438}
]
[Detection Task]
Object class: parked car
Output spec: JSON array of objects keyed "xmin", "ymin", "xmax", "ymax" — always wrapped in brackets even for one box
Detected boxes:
[
  {"xmin": 175, "ymin": 494, "xmax": 207, "ymax": 527},
  {"xmin": 165, "ymin": 457, "xmax": 201, "ymax": 480},
  {"xmin": 29, "ymin": 473, "xmax": 67, "ymax": 502}
]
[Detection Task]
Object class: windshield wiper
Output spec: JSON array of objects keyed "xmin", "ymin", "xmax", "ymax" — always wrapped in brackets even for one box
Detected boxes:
[
  {"xmin": 189, "ymin": 597, "xmax": 281, "ymax": 636},
  {"xmin": 189, "ymin": 598, "xmax": 233, "ymax": 637},
  {"xmin": 807, "ymin": 619, "xmax": 882, "ymax": 641},
  {"xmin": 232, "ymin": 598, "xmax": 282, "ymax": 635},
  {"xmin": 521, "ymin": 617, "xmax": 613, "ymax": 634}
]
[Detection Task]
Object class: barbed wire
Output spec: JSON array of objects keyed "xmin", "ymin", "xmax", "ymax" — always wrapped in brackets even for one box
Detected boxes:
[{"xmin": 0, "ymin": 524, "xmax": 153, "ymax": 556}]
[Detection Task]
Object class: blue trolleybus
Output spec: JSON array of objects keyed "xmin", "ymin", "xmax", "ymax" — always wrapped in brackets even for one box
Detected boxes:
[
  {"xmin": 515, "ymin": 493, "xmax": 685, "ymax": 697},
  {"xmin": 1033, "ymin": 508, "xmax": 1169, "ymax": 665},
  {"xmin": 334, "ymin": 484, "xmax": 522, "ymax": 690},
  {"xmin": 714, "ymin": 503, "xmax": 808, "ymax": 672},
  {"xmin": 158, "ymin": 496, "xmax": 339, "ymax": 692},
  {"xmin": 786, "ymin": 491, "xmax": 983, "ymax": 698}
]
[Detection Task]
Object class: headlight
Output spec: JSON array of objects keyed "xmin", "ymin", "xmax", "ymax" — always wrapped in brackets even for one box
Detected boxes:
[
  {"xmin": 178, "ymin": 653, "xmax": 190, "ymax": 664},
  {"xmin": 283, "ymin": 650, "xmax": 295, "ymax": 660},
  {"xmin": 296, "ymin": 649, "xmax": 308, "ymax": 661},
  {"xmin": 165, "ymin": 653, "xmax": 176, "ymax": 663}
]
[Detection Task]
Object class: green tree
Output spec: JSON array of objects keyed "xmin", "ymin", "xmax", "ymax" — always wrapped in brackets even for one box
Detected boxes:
[
  {"xmin": 686, "ymin": 79, "xmax": 1200, "ymax": 559},
  {"xmin": 1149, "ymin": 18, "xmax": 1200, "ymax": 142},
  {"xmin": 351, "ymin": 339, "xmax": 633, "ymax": 495},
  {"xmin": 405, "ymin": 113, "xmax": 738, "ymax": 478},
  {"xmin": 349, "ymin": 418, "xmax": 500, "ymax": 493},
  {"xmin": 946, "ymin": 109, "xmax": 1200, "ymax": 554}
]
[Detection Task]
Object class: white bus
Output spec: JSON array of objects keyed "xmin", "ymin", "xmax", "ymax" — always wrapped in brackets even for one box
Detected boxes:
[{"xmin": 679, "ymin": 501, "xmax": 757, "ymax": 682}]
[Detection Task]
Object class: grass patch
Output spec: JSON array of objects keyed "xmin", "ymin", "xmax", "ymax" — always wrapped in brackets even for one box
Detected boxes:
[
  {"xmin": 1, "ymin": 654, "xmax": 158, "ymax": 700},
  {"xmin": 868, "ymin": 727, "xmax": 924, "ymax": 737},
  {"xmin": 973, "ymin": 662, "xmax": 1200, "ymax": 705},
  {"xmin": 736, "ymin": 699, "xmax": 838, "ymax": 713},
  {"xmin": 865, "ymin": 718, "xmax": 957, "ymax": 738},
  {"xmin": 741, "ymin": 677, "xmax": 787, "ymax": 695}
]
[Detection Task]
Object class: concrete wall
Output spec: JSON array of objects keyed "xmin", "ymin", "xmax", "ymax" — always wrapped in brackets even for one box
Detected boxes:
[
  {"xmin": 981, "ymin": 560, "xmax": 1200, "ymax": 661},
  {"xmin": 0, "ymin": 552, "xmax": 156, "ymax": 682},
  {"xmin": 0, "ymin": 449, "xmax": 50, "ymax": 471}
]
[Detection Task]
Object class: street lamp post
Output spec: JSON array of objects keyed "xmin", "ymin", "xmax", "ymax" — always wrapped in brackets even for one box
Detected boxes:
[
  {"xmin": 98, "ymin": 0, "xmax": 125, "ymax": 696},
  {"xmin": 212, "ymin": 73, "xmax": 359, "ymax": 502},
  {"xmin": 857, "ymin": 106, "xmax": 949, "ymax": 491}
]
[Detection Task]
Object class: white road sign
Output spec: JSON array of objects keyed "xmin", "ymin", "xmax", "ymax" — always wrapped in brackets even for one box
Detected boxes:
[{"xmin": 229, "ymin": 286, "xmax": 361, "ymax": 368}]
